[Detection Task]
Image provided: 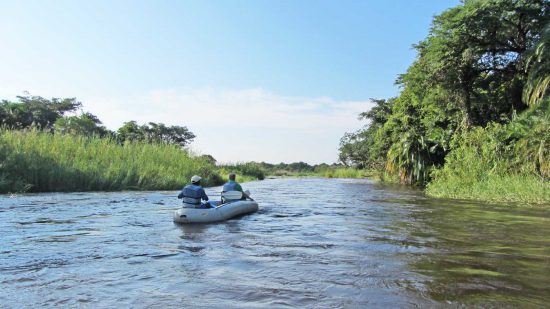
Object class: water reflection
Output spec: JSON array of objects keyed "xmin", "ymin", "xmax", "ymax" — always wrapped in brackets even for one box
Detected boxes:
[
  {"xmin": 390, "ymin": 198, "xmax": 550, "ymax": 307},
  {"xmin": 177, "ymin": 223, "xmax": 209, "ymax": 239}
]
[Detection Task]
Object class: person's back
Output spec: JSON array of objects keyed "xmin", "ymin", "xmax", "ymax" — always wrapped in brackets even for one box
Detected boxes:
[
  {"xmin": 223, "ymin": 179, "xmax": 243, "ymax": 193},
  {"xmin": 178, "ymin": 175, "xmax": 210, "ymax": 208},
  {"xmin": 222, "ymin": 173, "xmax": 250, "ymax": 202}
]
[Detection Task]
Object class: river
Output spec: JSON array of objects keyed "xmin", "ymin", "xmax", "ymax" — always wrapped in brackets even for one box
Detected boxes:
[{"xmin": 1, "ymin": 178, "xmax": 549, "ymax": 308}]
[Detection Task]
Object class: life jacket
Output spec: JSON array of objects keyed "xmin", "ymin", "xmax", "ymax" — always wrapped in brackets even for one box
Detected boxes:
[{"xmin": 181, "ymin": 185, "xmax": 203, "ymax": 208}]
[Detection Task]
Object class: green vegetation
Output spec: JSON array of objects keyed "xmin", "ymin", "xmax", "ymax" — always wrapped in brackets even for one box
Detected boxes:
[
  {"xmin": 0, "ymin": 95, "xmax": 196, "ymax": 147},
  {"xmin": 426, "ymin": 99, "xmax": 550, "ymax": 203},
  {"xmin": 0, "ymin": 128, "xmax": 361, "ymax": 193},
  {"xmin": 0, "ymin": 95, "xmax": 362, "ymax": 193},
  {"xmin": 317, "ymin": 167, "xmax": 369, "ymax": 179},
  {"xmin": 339, "ymin": 0, "xmax": 550, "ymax": 204},
  {"xmin": 218, "ymin": 161, "xmax": 367, "ymax": 178},
  {"xmin": 0, "ymin": 95, "xmax": 225, "ymax": 193},
  {"xmin": 0, "ymin": 129, "xmax": 222, "ymax": 193}
]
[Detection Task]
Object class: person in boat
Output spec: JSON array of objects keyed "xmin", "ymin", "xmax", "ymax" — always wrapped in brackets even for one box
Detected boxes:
[
  {"xmin": 222, "ymin": 173, "xmax": 251, "ymax": 202},
  {"xmin": 178, "ymin": 175, "xmax": 211, "ymax": 208}
]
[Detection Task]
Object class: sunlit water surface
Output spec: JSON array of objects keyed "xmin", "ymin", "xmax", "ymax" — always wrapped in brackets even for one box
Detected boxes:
[{"xmin": 1, "ymin": 178, "xmax": 549, "ymax": 308}]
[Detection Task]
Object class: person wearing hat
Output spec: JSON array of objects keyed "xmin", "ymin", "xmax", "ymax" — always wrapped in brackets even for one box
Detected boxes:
[{"xmin": 178, "ymin": 175, "xmax": 211, "ymax": 208}]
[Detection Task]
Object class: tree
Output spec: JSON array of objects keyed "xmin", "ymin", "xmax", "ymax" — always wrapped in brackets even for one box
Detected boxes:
[
  {"xmin": 424, "ymin": 0, "xmax": 550, "ymax": 126},
  {"xmin": 116, "ymin": 121, "xmax": 144, "ymax": 142},
  {"xmin": 116, "ymin": 121, "xmax": 195, "ymax": 148},
  {"xmin": 379, "ymin": 0, "xmax": 549, "ymax": 184},
  {"xmin": 199, "ymin": 154, "xmax": 217, "ymax": 165},
  {"xmin": 338, "ymin": 98, "xmax": 395, "ymax": 168},
  {"xmin": 54, "ymin": 112, "xmax": 110, "ymax": 137},
  {"xmin": 0, "ymin": 95, "xmax": 81, "ymax": 130},
  {"xmin": 144, "ymin": 122, "xmax": 196, "ymax": 147},
  {"xmin": 524, "ymin": 23, "xmax": 550, "ymax": 106}
]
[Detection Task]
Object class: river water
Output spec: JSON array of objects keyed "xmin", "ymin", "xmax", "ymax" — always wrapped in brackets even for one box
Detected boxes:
[{"xmin": 1, "ymin": 178, "xmax": 549, "ymax": 308}]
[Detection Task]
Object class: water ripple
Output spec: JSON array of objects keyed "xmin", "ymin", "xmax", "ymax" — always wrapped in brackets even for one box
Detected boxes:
[{"xmin": 1, "ymin": 178, "xmax": 549, "ymax": 307}]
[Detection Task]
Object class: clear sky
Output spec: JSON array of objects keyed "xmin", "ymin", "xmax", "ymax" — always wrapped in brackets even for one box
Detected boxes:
[{"xmin": 0, "ymin": 0, "xmax": 459, "ymax": 164}]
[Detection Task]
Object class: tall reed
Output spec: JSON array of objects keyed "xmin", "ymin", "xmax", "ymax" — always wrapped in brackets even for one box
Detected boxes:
[
  {"xmin": 0, "ymin": 130, "xmax": 223, "ymax": 193},
  {"xmin": 319, "ymin": 167, "xmax": 366, "ymax": 179}
]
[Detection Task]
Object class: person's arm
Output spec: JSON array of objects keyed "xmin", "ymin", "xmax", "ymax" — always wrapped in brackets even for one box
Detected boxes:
[
  {"xmin": 200, "ymin": 188, "xmax": 209, "ymax": 201},
  {"xmin": 177, "ymin": 187, "xmax": 184, "ymax": 199}
]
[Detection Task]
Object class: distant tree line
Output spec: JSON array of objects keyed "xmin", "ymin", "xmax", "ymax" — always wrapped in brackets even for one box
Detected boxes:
[
  {"xmin": 0, "ymin": 95, "xmax": 195, "ymax": 148},
  {"xmin": 339, "ymin": 0, "xmax": 550, "ymax": 186},
  {"xmin": 218, "ymin": 161, "xmax": 346, "ymax": 179}
]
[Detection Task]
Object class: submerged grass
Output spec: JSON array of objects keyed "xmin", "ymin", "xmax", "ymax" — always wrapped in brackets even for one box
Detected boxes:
[{"xmin": 0, "ymin": 130, "xmax": 223, "ymax": 193}]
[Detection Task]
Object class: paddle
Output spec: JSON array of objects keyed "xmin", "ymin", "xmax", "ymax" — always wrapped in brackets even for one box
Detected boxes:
[{"xmin": 243, "ymin": 189, "xmax": 254, "ymax": 201}]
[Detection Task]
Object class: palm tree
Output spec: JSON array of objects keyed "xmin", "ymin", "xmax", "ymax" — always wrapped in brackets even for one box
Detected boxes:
[{"xmin": 523, "ymin": 24, "xmax": 550, "ymax": 106}]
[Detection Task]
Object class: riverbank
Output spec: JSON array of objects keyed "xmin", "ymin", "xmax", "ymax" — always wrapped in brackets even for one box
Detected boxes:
[
  {"xmin": 426, "ymin": 173, "xmax": 550, "ymax": 204},
  {"xmin": 0, "ymin": 130, "xmax": 259, "ymax": 193},
  {"xmin": 4, "ymin": 130, "xmax": 545, "ymax": 204},
  {"xmin": 0, "ymin": 130, "xmax": 365, "ymax": 194},
  {"xmin": 266, "ymin": 167, "xmax": 372, "ymax": 179}
]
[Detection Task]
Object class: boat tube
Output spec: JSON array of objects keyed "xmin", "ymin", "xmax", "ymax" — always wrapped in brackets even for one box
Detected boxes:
[{"xmin": 173, "ymin": 199, "xmax": 259, "ymax": 224}]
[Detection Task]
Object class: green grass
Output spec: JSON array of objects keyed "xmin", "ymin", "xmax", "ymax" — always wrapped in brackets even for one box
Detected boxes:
[
  {"xmin": 262, "ymin": 167, "xmax": 372, "ymax": 179},
  {"xmin": 0, "ymin": 129, "xmax": 224, "ymax": 193},
  {"xmin": 426, "ymin": 173, "xmax": 550, "ymax": 204},
  {"xmin": 425, "ymin": 104, "xmax": 550, "ymax": 205},
  {"xmin": 317, "ymin": 167, "xmax": 368, "ymax": 178},
  {"xmin": 217, "ymin": 162, "xmax": 265, "ymax": 181},
  {"xmin": 0, "ymin": 130, "xmax": 371, "ymax": 194}
]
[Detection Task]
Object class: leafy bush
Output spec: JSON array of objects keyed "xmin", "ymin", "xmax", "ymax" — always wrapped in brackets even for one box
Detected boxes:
[{"xmin": 427, "ymin": 99, "xmax": 550, "ymax": 203}]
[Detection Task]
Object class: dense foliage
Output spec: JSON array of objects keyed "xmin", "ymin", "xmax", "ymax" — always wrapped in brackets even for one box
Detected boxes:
[
  {"xmin": 1, "ymin": 95, "xmax": 82, "ymax": 130},
  {"xmin": 0, "ymin": 130, "xmax": 221, "ymax": 193},
  {"xmin": 426, "ymin": 98, "xmax": 550, "ymax": 203},
  {"xmin": 218, "ymin": 161, "xmax": 353, "ymax": 179},
  {"xmin": 0, "ymin": 96, "xmax": 355, "ymax": 193},
  {"xmin": 0, "ymin": 95, "xmax": 196, "ymax": 147},
  {"xmin": 339, "ymin": 0, "xmax": 550, "ymax": 202},
  {"xmin": 0, "ymin": 96, "xmax": 211, "ymax": 193},
  {"xmin": 116, "ymin": 121, "xmax": 195, "ymax": 148}
]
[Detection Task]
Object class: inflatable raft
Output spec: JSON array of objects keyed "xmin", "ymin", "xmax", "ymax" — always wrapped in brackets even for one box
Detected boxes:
[{"xmin": 173, "ymin": 199, "xmax": 259, "ymax": 223}]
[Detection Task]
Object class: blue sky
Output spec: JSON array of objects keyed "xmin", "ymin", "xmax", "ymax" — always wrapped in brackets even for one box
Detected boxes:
[{"xmin": 0, "ymin": 0, "xmax": 459, "ymax": 164}]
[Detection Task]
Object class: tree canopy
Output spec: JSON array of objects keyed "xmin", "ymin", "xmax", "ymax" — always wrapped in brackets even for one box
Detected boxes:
[
  {"xmin": 339, "ymin": 0, "xmax": 550, "ymax": 185},
  {"xmin": 0, "ymin": 95, "xmax": 197, "ymax": 149},
  {"xmin": 116, "ymin": 121, "xmax": 195, "ymax": 148},
  {"xmin": 1, "ymin": 95, "xmax": 81, "ymax": 130}
]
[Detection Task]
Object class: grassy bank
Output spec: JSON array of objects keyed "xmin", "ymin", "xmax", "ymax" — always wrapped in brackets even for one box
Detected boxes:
[
  {"xmin": 427, "ymin": 173, "xmax": 550, "ymax": 204},
  {"xmin": 316, "ymin": 167, "xmax": 370, "ymax": 179},
  {"xmin": 217, "ymin": 162, "xmax": 371, "ymax": 180},
  {"xmin": 0, "ymin": 130, "xmax": 224, "ymax": 193},
  {"xmin": 261, "ymin": 167, "xmax": 372, "ymax": 179},
  {"xmin": 425, "ymin": 101, "xmax": 550, "ymax": 205}
]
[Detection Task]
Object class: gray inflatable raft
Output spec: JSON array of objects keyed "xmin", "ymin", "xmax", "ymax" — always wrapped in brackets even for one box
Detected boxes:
[{"xmin": 173, "ymin": 200, "xmax": 259, "ymax": 223}]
